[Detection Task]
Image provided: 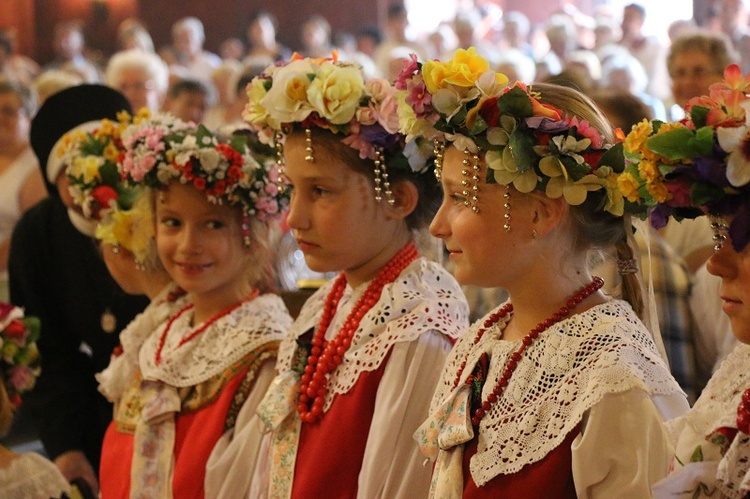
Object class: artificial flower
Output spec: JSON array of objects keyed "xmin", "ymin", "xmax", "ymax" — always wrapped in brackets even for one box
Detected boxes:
[
  {"xmin": 717, "ymin": 101, "xmax": 750, "ymax": 187},
  {"xmin": 307, "ymin": 61, "xmax": 364, "ymax": 124},
  {"xmin": 486, "ymin": 148, "xmax": 539, "ymax": 193},
  {"xmin": 0, "ymin": 303, "xmax": 40, "ymax": 409},
  {"xmin": 260, "ymin": 59, "xmax": 317, "ymax": 125}
]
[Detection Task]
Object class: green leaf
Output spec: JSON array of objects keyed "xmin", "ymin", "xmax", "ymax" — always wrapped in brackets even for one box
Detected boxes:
[
  {"xmin": 691, "ymin": 181, "xmax": 725, "ymax": 206},
  {"xmin": 99, "ymin": 162, "xmax": 120, "ymax": 188},
  {"xmin": 195, "ymin": 124, "xmax": 214, "ymax": 144},
  {"xmin": 116, "ymin": 186, "xmax": 140, "ymax": 210},
  {"xmin": 469, "ymin": 114, "xmax": 489, "ymax": 136},
  {"xmin": 22, "ymin": 316, "xmax": 41, "ymax": 343},
  {"xmin": 229, "ymin": 134, "xmax": 248, "ymax": 152},
  {"xmin": 689, "ymin": 444, "xmax": 704, "ymax": 463},
  {"xmin": 690, "ymin": 105, "xmax": 710, "ymax": 129},
  {"xmin": 598, "ymin": 142, "xmax": 625, "ymax": 173},
  {"xmin": 508, "ymin": 129, "xmax": 537, "ymax": 172},
  {"xmin": 496, "ymin": 86, "xmax": 533, "ymax": 117},
  {"xmin": 646, "ymin": 127, "xmax": 713, "ymax": 160}
]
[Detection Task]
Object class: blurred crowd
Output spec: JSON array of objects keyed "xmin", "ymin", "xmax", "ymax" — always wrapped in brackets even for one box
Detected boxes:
[{"xmin": 0, "ymin": 0, "xmax": 747, "ymax": 409}]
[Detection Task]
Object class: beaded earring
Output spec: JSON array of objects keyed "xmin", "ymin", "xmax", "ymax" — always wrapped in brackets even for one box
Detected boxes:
[
  {"xmin": 710, "ymin": 217, "xmax": 730, "ymax": 250},
  {"xmin": 274, "ymin": 130, "xmax": 286, "ymax": 179},
  {"xmin": 304, "ymin": 127, "xmax": 314, "ymax": 162},
  {"xmin": 373, "ymin": 147, "xmax": 394, "ymax": 205},
  {"xmin": 241, "ymin": 207, "xmax": 252, "ymax": 249},
  {"xmin": 503, "ymin": 186, "xmax": 511, "ymax": 231},
  {"xmin": 433, "ymin": 138, "xmax": 445, "ymax": 181},
  {"xmin": 461, "ymin": 149, "xmax": 481, "ymax": 213}
]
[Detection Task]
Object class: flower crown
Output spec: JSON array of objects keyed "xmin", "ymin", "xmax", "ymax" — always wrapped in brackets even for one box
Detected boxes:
[
  {"xmin": 119, "ymin": 113, "xmax": 289, "ymax": 222},
  {"xmin": 618, "ymin": 64, "xmax": 750, "ymax": 251},
  {"xmin": 243, "ymin": 52, "xmax": 434, "ymax": 203},
  {"xmin": 0, "ymin": 303, "xmax": 40, "ymax": 409},
  {"xmin": 61, "ymin": 110, "xmax": 155, "ymax": 263},
  {"xmin": 396, "ymin": 47, "xmax": 625, "ymax": 216}
]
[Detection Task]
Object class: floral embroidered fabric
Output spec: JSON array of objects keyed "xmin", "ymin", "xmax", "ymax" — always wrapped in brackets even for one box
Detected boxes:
[
  {"xmin": 654, "ymin": 343, "xmax": 750, "ymax": 498},
  {"xmin": 422, "ymin": 299, "xmax": 684, "ymax": 486},
  {"xmin": 275, "ymin": 258, "xmax": 468, "ymax": 411},
  {"xmin": 140, "ymin": 294, "xmax": 291, "ymax": 387}
]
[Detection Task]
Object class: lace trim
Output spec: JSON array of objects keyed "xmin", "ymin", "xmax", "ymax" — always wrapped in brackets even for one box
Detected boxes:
[
  {"xmin": 275, "ymin": 258, "xmax": 468, "ymax": 412},
  {"xmin": 97, "ymin": 284, "xmax": 188, "ymax": 402},
  {"xmin": 429, "ymin": 299, "xmax": 684, "ymax": 485},
  {"xmin": 0, "ymin": 453, "xmax": 71, "ymax": 498},
  {"xmin": 140, "ymin": 294, "xmax": 291, "ymax": 387},
  {"xmin": 680, "ymin": 343, "xmax": 750, "ymax": 438}
]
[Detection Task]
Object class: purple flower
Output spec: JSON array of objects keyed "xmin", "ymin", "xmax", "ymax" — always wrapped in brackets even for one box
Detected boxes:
[
  {"xmin": 649, "ymin": 204, "xmax": 672, "ymax": 229},
  {"xmin": 525, "ymin": 116, "xmax": 571, "ymax": 133}
]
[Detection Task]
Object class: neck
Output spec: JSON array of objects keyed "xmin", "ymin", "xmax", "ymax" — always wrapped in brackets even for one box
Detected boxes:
[
  {"xmin": 0, "ymin": 445, "xmax": 16, "ymax": 468},
  {"xmin": 343, "ymin": 228, "xmax": 412, "ymax": 288},
  {"xmin": 503, "ymin": 270, "xmax": 606, "ymax": 341}
]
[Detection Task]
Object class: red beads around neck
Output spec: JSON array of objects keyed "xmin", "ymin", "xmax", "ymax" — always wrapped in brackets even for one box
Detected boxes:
[
  {"xmin": 297, "ymin": 242, "xmax": 419, "ymax": 424},
  {"xmin": 154, "ymin": 290, "xmax": 260, "ymax": 366},
  {"xmin": 456, "ymin": 276, "xmax": 604, "ymax": 427}
]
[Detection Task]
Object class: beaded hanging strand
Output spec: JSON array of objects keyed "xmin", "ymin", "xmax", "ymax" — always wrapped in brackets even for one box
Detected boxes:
[
  {"xmin": 274, "ymin": 130, "xmax": 287, "ymax": 186},
  {"xmin": 503, "ymin": 186, "xmax": 511, "ymax": 232},
  {"xmin": 454, "ymin": 276, "xmax": 604, "ymax": 427},
  {"xmin": 433, "ymin": 138, "xmax": 445, "ymax": 181},
  {"xmin": 304, "ymin": 127, "xmax": 314, "ymax": 162},
  {"xmin": 297, "ymin": 242, "xmax": 419, "ymax": 423}
]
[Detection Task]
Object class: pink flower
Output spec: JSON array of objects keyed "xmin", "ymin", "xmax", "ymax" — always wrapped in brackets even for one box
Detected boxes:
[
  {"xmin": 366, "ymin": 78, "xmax": 392, "ymax": 102},
  {"xmin": 8, "ymin": 366, "xmax": 34, "ymax": 392},
  {"xmin": 0, "ymin": 303, "xmax": 15, "ymax": 322},
  {"xmin": 566, "ymin": 116, "xmax": 603, "ymax": 149},
  {"xmin": 265, "ymin": 183, "xmax": 280, "ymax": 195},
  {"xmin": 394, "ymin": 54, "xmax": 420, "ymax": 90},
  {"xmin": 665, "ymin": 181, "xmax": 692, "ymax": 207},
  {"xmin": 376, "ymin": 95, "xmax": 400, "ymax": 134},
  {"xmin": 255, "ymin": 196, "xmax": 279, "ymax": 215},
  {"xmin": 356, "ymin": 106, "xmax": 378, "ymax": 126},
  {"xmin": 341, "ymin": 132, "xmax": 375, "ymax": 160},
  {"xmin": 405, "ymin": 78, "xmax": 432, "ymax": 117}
]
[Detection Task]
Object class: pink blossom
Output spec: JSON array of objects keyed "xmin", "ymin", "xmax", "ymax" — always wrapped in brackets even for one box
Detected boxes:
[
  {"xmin": 566, "ymin": 116, "xmax": 603, "ymax": 149},
  {"xmin": 341, "ymin": 133, "xmax": 375, "ymax": 160},
  {"xmin": 8, "ymin": 366, "xmax": 34, "ymax": 392},
  {"xmin": 365, "ymin": 78, "xmax": 392, "ymax": 102},
  {"xmin": 255, "ymin": 196, "xmax": 279, "ymax": 215},
  {"xmin": 265, "ymin": 183, "xmax": 280, "ymax": 195},
  {"xmin": 376, "ymin": 95, "xmax": 400, "ymax": 134},
  {"xmin": 394, "ymin": 54, "xmax": 420, "ymax": 90},
  {"xmin": 405, "ymin": 78, "xmax": 432, "ymax": 117},
  {"xmin": 356, "ymin": 106, "xmax": 378, "ymax": 126}
]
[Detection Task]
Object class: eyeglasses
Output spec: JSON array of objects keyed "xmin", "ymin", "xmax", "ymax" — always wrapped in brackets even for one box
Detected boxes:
[{"xmin": 669, "ymin": 66, "xmax": 722, "ymax": 80}]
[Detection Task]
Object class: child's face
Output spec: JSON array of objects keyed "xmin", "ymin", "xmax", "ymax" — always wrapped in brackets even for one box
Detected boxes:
[
  {"xmin": 155, "ymin": 182, "xmax": 248, "ymax": 307},
  {"xmin": 430, "ymin": 145, "xmax": 536, "ymax": 288},
  {"xmin": 167, "ymin": 91, "xmax": 206, "ymax": 124},
  {"xmin": 283, "ymin": 134, "xmax": 398, "ymax": 285},
  {"xmin": 707, "ymin": 216, "xmax": 750, "ymax": 344}
]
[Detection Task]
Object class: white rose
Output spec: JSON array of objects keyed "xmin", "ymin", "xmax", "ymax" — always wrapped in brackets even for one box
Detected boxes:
[
  {"xmin": 260, "ymin": 60, "xmax": 317, "ymax": 124},
  {"xmin": 307, "ymin": 62, "xmax": 364, "ymax": 124}
]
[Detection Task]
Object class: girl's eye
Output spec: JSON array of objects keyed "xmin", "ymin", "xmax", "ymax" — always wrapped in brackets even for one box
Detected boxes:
[
  {"xmin": 206, "ymin": 220, "xmax": 225, "ymax": 229},
  {"xmin": 450, "ymin": 192, "xmax": 467, "ymax": 205},
  {"xmin": 313, "ymin": 186, "xmax": 329, "ymax": 197},
  {"xmin": 161, "ymin": 217, "xmax": 180, "ymax": 228}
]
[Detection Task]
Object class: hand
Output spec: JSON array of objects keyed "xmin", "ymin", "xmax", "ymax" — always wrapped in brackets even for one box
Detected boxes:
[{"xmin": 54, "ymin": 450, "xmax": 100, "ymax": 495}]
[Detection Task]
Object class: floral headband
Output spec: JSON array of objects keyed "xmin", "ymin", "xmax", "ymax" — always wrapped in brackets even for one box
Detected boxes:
[
  {"xmin": 618, "ymin": 64, "xmax": 750, "ymax": 251},
  {"xmin": 243, "ymin": 52, "xmax": 434, "ymax": 204},
  {"xmin": 119, "ymin": 113, "xmax": 289, "ymax": 229},
  {"xmin": 396, "ymin": 48, "xmax": 625, "ymax": 217},
  {"xmin": 0, "ymin": 303, "xmax": 40, "ymax": 409},
  {"xmin": 62, "ymin": 110, "xmax": 155, "ymax": 264}
]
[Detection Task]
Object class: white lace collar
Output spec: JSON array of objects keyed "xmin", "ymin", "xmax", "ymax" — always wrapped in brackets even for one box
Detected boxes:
[
  {"xmin": 0, "ymin": 452, "xmax": 71, "ymax": 498},
  {"xmin": 140, "ymin": 293, "xmax": 292, "ymax": 387},
  {"xmin": 424, "ymin": 299, "xmax": 684, "ymax": 485},
  {"xmin": 276, "ymin": 258, "xmax": 468, "ymax": 411},
  {"xmin": 97, "ymin": 284, "xmax": 188, "ymax": 402}
]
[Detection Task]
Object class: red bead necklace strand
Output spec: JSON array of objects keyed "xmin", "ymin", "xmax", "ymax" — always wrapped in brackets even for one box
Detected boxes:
[
  {"xmin": 154, "ymin": 289, "xmax": 260, "ymax": 365},
  {"xmin": 455, "ymin": 276, "xmax": 604, "ymax": 427},
  {"xmin": 297, "ymin": 242, "xmax": 419, "ymax": 424}
]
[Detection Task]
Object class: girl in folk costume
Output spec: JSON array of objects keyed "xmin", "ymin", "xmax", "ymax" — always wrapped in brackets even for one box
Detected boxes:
[
  {"xmin": 399, "ymin": 48, "xmax": 689, "ymax": 497},
  {"xmin": 622, "ymin": 64, "xmax": 750, "ymax": 498},
  {"xmin": 242, "ymin": 53, "xmax": 469, "ymax": 498},
  {"xmin": 98, "ymin": 112, "xmax": 291, "ymax": 498}
]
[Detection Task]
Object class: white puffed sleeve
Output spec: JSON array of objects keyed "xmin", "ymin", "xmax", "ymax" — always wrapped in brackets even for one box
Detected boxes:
[
  {"xmin": 357, "ymin": 330, "xmax": 453, "ymax": 498},
  {"xmin": 572, "ymin": 389, "xmax": 684, "ymax": 498},
  {"xmin": 204, "ymin": 360, "xmax": 276, "ymax": 497}
]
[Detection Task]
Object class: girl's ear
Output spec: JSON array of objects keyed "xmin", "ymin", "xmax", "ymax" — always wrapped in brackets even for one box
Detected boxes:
[
  {"xmin": 385, "ymin": 180, "xmax": 419, "ymax": 221},
  {"xmin": 530, "ymin": 192, "xmax": 568, "ymax": 238}
]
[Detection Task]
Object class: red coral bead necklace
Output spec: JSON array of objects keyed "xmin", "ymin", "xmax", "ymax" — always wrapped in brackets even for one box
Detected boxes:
[
  {"xmin": 455, "ymin": 276, "xmax": 604, "ymax": 427},
  {"xmin": 154, "ymin": 289, "xmax": 260, "ymax": 365},
  {"xmin": 297, "ymin": 242, "xmax": 419, "ymax": 424}
]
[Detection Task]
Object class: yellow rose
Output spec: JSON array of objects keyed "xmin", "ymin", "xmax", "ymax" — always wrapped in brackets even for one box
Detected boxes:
[
  {"xmin": 422, "ymin": 60, "xmax": 451, "ymax": 94},
  {"xmin": 260, "ymin": 59, "xmax": 317, "ymax": 124},
  {"xmin": 443, "ymin": 47, "xmax": 490, "ymax": 88},
  {"xmin": 306, "ymin": 62, "xmax": 364, "ymax": 124},
  {"xmin": 243, "ymin": 78, "xmax": 272, "ymax": 126},
  {"xmin": 617, "ymin": 172, "xmax": 641, "ymax": 202}
]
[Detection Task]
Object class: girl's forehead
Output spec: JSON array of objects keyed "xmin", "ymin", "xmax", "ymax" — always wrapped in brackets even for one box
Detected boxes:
[{"xmin": 157, "ymin": 185, "xmax": 235, "ymax": 216}]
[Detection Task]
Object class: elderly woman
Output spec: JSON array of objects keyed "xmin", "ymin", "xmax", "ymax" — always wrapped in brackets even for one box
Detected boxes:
[
  {"xmin": 0, "ymin": 80, "xmax": 45, "ymax": 301},
  {"xmin": 105, "ymin": 48, "xmax": 169, "ymax": 113}
]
